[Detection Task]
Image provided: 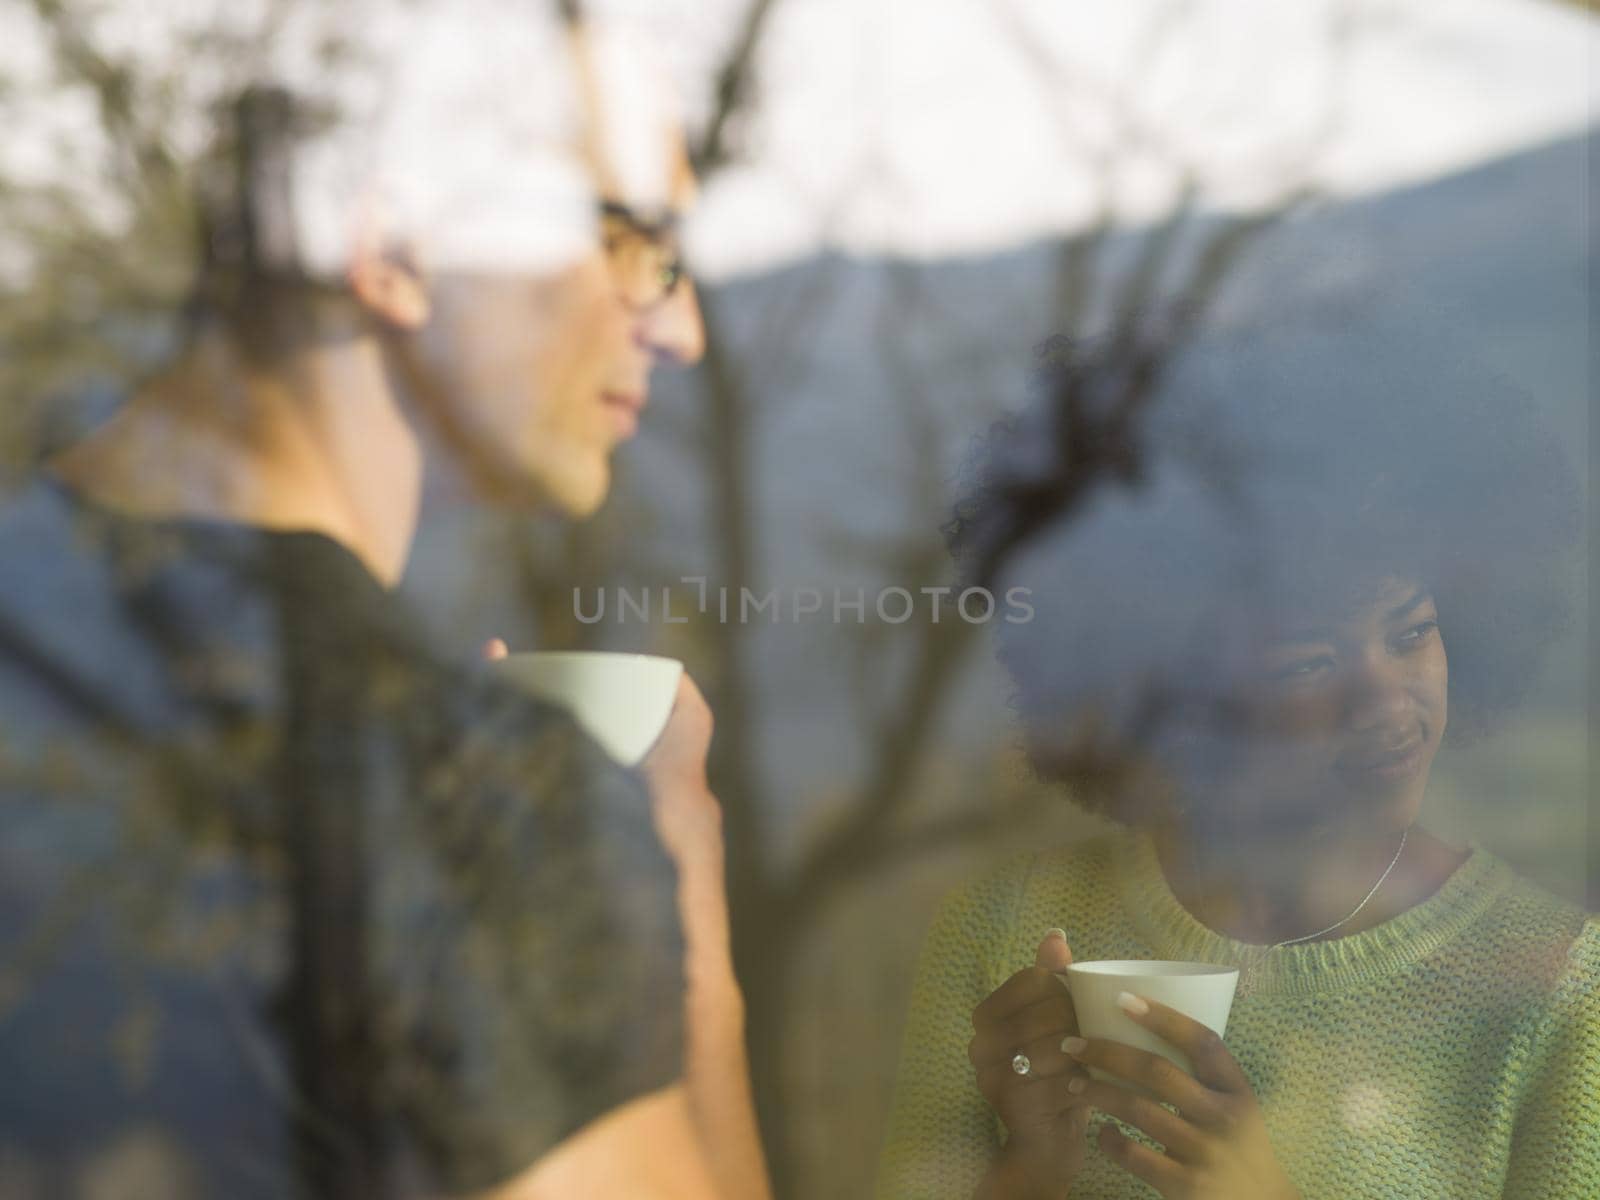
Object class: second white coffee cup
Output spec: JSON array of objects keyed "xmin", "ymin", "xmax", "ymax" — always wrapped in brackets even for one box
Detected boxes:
[
  {"xmin": 1065, "ymin": 960, "xmax": 1239, "ymax": 1082},
  {"xmin": 491, "ymin": 651, "xmax": 683, "ymax": 767}
]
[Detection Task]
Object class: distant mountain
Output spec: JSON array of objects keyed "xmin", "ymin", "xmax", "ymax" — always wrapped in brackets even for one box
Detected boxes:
[{"xmin": 408, "ymin": 128, "xmax": 1593, "ymax": 813}]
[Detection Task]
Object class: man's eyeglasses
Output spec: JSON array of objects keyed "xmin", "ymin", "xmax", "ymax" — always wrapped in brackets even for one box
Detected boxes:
[{"xmin": 598, "ymin": 200, "xmax": 689, "ymax": 310}]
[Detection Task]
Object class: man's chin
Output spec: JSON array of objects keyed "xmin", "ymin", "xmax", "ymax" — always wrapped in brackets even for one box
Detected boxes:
[
  {"xmin": 527, "ymin": 459, "xmax": 610, "ymax": 519},
  {"xmin": 552, "ymin": 482, "xmax": 608, "ymax": 520},
  {"xmin": 439, "ymin": 450, "xmax": 609, "ymax": 518}
]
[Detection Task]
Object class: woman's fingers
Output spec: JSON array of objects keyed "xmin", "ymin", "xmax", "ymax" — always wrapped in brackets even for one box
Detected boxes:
[
  {"xmin": 1094, "ymin": 1126, "xmax": 1196, "ymax": 1196},
  {"xmin": 1034, "ymin": 928, "xmax": 1073, "ymax": 973},
  {"xmin": 972, "ymin": 964, "xmax": 1071, "ymax": 1029},
  {"xmin": 968, "ymin": 935, "xmax": 1087, "ymax": 1150},
  {"xmin": 975, "ymin": 1061, "xmax": 1086, "ymax": 1133},
  {"xmin": 1064, "ymin": 1075, "xmax": 1206, "ymax": 1163},
  {"xmin": 1062, "ymin": 1038, "xmax": 1226, "ymax": 1128},
  {"xmin": 969, "ymin": 1030, "xmax": 1074, "ymax": 1081},
  {"xmin": 1011, "ymin": 1023, "xmax": 1082, "ymax": 1081},
  {"xmin": 968, "ymin": 993, "xmax": 1078, "ymax": 1070},
  {"xmin": 1114, "ymin": 993, "xmax": 1251, "ymax": 1095}
]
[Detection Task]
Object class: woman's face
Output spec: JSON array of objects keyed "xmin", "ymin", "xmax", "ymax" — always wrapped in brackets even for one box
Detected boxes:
[{"xmin": 1205, "ymin": 575, "xmax": 1448, "ymax": 834}]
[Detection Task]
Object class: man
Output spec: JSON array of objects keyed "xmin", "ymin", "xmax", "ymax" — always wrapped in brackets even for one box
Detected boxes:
[{"xmin": 0, "ymin": 4, "xmax": 767, "ymax": 1197}]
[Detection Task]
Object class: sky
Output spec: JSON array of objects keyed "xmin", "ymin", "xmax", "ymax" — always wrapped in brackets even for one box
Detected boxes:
[
  {"xmin": 667, "ymin": 0, "xmax": 1599, "ymax": 277},
  {"xmin": 2, "ymin": 0, "xmax": 1595, "ymax": 283}
]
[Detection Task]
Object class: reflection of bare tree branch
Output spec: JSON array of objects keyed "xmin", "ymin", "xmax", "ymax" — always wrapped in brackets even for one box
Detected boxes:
[
  {"xmin": 696, "ymin": 303, "xmax": 769, "ymax": 888},
  {"xmin": 28, "ymin": 0, "xmax": 177, "ymax": 195},
  {"xmin": 505, "ymin": 2, "xmax": 1339, "ymax": 1190},
  {"xmin": 978, "ymin": 196, "xmax": 1312, "ymax": 593},
  {"xmin": 878, "ymin": 266, "xmax": 950, "ymax": 510},
  {"xmin": 694, "ymin": 107, "xmax": 1313, "ymax": 1196},
  {"xmin": 1, "ymin": 0, "xmax": 340, "ymax": 469},
  {"xmin": 993, "ymin": 0, "xmax": 1206, "ymax": 181},
  {"xmin": 1051, "ymin": 215, "xmax": 1116, "ymax": 340},
  {"xmin": 1109, "ymin": 181, "xmax": 1199, "ymax": 348},
  {"xmin": 784, "ymin": 785, "xmax": 1072, "ymax": 922},
  {"xmin": 695, "ymin": 0, "xmax": 784, "ymax": 174},
  {"xmin": 781, "ymin": 615, "xmax": 972, "ymax": 899},
  {"xmin": 777, "ymin": 198, "xmax": 1307, "ymax": 965},
  {"xmin": 747, "ymin": 258, "xmax": 846, "ymax": 411}
]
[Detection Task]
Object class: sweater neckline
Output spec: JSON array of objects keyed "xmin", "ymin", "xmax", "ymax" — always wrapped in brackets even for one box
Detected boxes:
[{"xmin": 1112, "ymin": 828, "xmax": 1513, "ymax": 995}]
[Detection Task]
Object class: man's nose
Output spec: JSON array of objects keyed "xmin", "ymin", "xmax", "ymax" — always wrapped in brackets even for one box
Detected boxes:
[{"xmin": 635, "ymin": 278, "xmax": 705, "ymax": 367}]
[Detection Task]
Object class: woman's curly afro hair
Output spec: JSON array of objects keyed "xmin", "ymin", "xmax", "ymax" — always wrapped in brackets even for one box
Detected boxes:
[{"xmin": 947, "ymin": 320, "xmax": 1582, "ymax": 823}]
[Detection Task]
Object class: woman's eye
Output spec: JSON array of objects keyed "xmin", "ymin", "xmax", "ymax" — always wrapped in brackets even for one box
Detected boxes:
[
  {"xmin": 1270, "ymin": 657, "xmax": 1333, "ymax": 683},
  {"xmin": 1396, "ymin": 619, "xmax": 1439, "ymax": 648}
]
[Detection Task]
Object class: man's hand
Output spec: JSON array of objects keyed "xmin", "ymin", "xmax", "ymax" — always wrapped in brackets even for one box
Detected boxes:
[
  {"xmin": 636, "ymin": 672, "xmax": 772, "ymax": 1200},
  {"xmin": 638, "ymin": 674, "xmax": 722, "ymax": 871},
  {"xmin": 481, "ymin": 639, "xmax": 723, "ymax": 923},
  {"xmin": 639, "ymin": 672, "xmax": 712, "ymax": 790},
  {"xmin": 482, "ymin": 643, "xmax": 769, "ymax": 1199}
]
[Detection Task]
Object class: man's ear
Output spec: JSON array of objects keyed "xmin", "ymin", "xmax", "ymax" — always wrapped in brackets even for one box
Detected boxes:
[{"xmin": 348, "ymin": 235, "xmax": 430, "ymax": 330}]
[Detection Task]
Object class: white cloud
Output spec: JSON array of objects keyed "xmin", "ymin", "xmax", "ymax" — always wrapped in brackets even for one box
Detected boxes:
[{"xmin": 688, "ymin": 0, "xmax": 1600, "ymax": 278}]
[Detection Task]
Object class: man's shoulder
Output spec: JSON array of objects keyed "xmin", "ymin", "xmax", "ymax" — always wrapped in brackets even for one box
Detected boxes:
[
  {"xmin": 22, "ymin": 479, "xmax": 320, "ymax": 705},
  {"xmin": 0, "ymin": 471, "xmax": 113, "ymax": 594},
  {"xmin": 0, "ymin": 474, "xmax": 187, "ymax": 727}
]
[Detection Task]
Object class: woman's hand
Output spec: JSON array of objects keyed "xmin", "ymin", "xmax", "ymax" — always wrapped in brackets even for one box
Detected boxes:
[
  {"xmin": 968, "ymin": 930, "xmax": 1091, "ymax": 1199},
  {"xmin": 1061, "ymin": 993, "xmax": 1300, "ymax": 1200}
]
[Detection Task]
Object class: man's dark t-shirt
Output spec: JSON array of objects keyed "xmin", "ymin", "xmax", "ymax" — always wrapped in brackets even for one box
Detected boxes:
[{"xmin": 0, "ymin": 476, "xmax": 685, "ymax": 1197}]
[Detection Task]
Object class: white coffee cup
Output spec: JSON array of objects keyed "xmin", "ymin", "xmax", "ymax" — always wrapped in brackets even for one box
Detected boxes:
[
  {"xmin": 1065, "ymin": 960, "xmax": 1239, "ymax": 1081},
  {"xmin": 491, "ymin": 651, "xmax": 683, "ymax": 767}
]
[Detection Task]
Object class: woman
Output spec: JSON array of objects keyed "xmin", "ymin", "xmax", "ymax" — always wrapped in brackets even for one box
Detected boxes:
[{"xmin": 875, "ymin": 326, "xmax": 1596, "ymax": 1199}]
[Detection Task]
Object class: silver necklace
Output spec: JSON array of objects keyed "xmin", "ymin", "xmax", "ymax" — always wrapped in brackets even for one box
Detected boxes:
[{"xmin": 1237, "ymin": 826, "xmax": 1409, "ymax": 997}]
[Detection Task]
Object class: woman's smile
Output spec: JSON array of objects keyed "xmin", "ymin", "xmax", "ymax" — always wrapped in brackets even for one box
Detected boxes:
[{"xmin": 1335, "ymin": 734, "xmax": 1428, "ymax": 787}]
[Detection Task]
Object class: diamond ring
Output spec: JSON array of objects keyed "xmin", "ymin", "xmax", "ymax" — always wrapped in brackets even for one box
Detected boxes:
[{"xmin": 1011, "ymin": 1053, "xmax": 1032, "ymax": 1077}]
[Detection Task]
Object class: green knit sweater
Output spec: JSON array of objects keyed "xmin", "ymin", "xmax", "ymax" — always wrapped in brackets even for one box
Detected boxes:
[{"xmin": 876, "ymin": 831, "xmax": 1598, "ymax": 1199}]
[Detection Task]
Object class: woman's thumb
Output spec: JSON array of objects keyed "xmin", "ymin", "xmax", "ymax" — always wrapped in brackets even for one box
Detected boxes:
[{"xmin": 1035, "ymin": 927, "xmax": 1073, "ymax": 973}]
